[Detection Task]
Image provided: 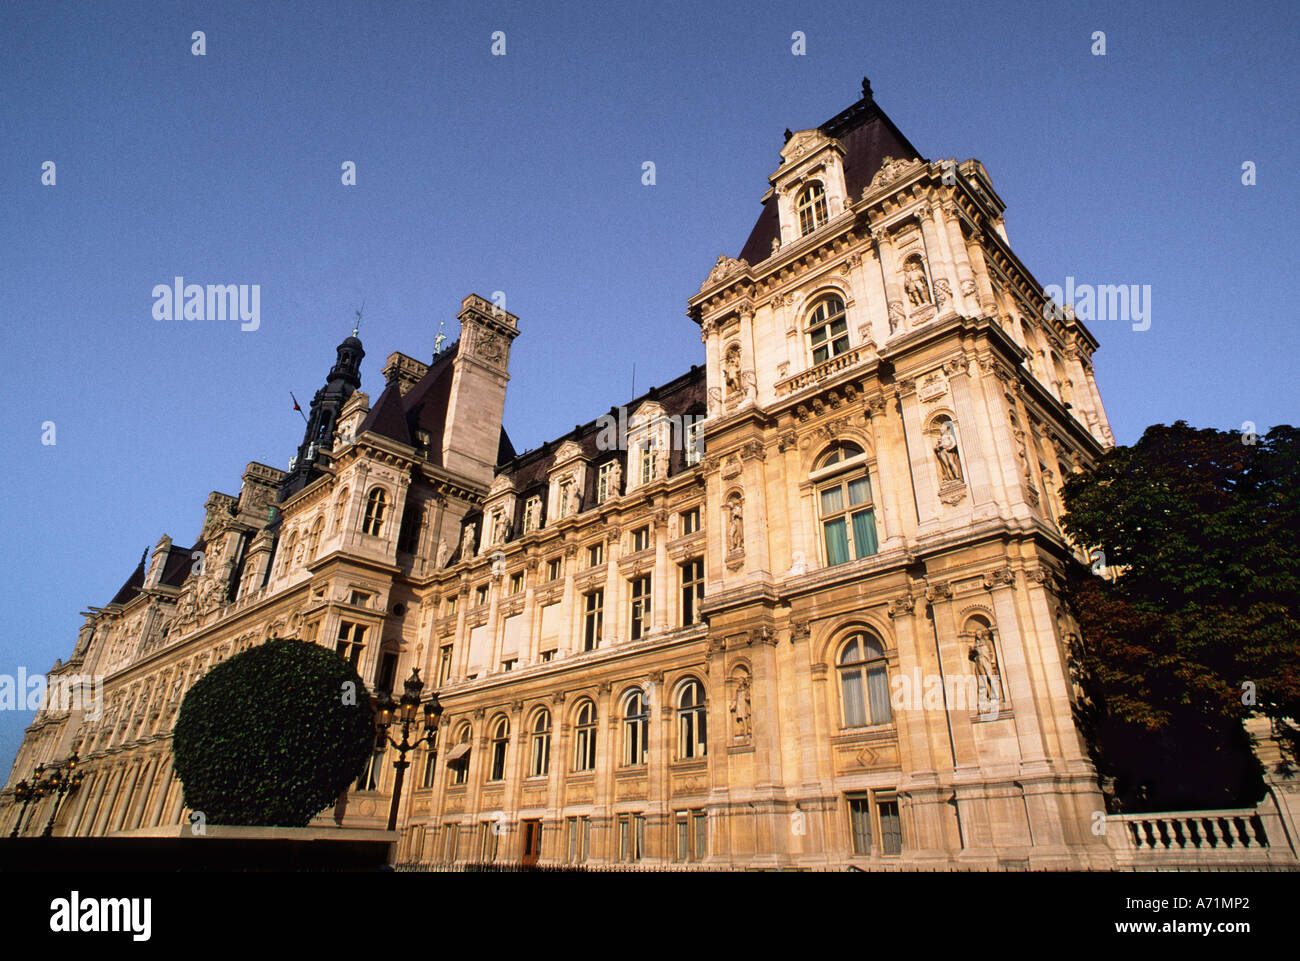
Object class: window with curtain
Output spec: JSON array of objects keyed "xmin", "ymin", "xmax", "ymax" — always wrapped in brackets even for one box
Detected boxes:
[
  {"xmin": 488, "ymin": 717, "xmax": 509, "ymax": 781},
  {"xmin": 807, "ymin": 294, "xmax": 849, "ymax": 364},
  {"xmin": 815, "ymin": 443, "xmax": 878, "ymax": 566},
  {"xmin": 622, "ymin": 690, "xmax": 648, "ymax": 766},
  {"xmin": 677, "ymin": 679, "xmax": 708, "ymax": 758},
  {"xmin": 574, "ymin": 701, "xmax": 597, "ymax": 772},
  {"xmin": 797, "ymin": 181, "xmax": 829, "ymax": 236},
  {"xmin": 838, "ymin": 633, "xmax": 892, "ymax": 727},
  {"xmin": 530, "ymin": 710, "xmax": 551, "ymax": 777}
]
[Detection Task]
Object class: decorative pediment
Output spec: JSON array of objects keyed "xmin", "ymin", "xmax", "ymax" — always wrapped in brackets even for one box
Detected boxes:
[
  {"xmin": 552, "ymin": 440, "xmax": 585, "ymax": 467},
  {"xmin": 700, "ymin": 255, "xmax": 750, "ymax": 293},
  {"xmin": 863, "ymin": 156, "xmax": 924, "ymax": 196},
  {"xmin": 628, "ymin": 401, "xmax": 666, "ymax": 429},
  {"xmin": 487, "ymin": 473, "xmax": 517, "ymax": 498},
  {"xmin": 779, "ymin": 129, "xmax": 838, "ymax": 167}
]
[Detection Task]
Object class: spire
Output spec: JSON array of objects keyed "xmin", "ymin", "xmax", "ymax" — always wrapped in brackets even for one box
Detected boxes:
[{"xmin": 281, "ymin": 324, "xmax": 366, "ymax": 499}]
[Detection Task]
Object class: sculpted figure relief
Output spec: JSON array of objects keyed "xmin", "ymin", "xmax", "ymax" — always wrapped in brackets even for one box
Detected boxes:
[
  {"xmin": 969, "ymin": 628, "xmax": 1002, "ymax": 702},
  {"xmin": 904, "ymin": 257, "xmax": 931, "ymax": 307},
  {"xmin": 731, "ymin": 674, "xmax": 752, "ymax": 736},
  {"xmin": 436, "ymin": 537, "xmax": 449, "ymax": 568},
  {"xmin": 461, "ymin": 522, "xmax": 476, "ymax": 559},
  {"xmin": 934, "ymin": 420, "xmax": 964, "ymax": 483},
  {"xmin": 727, "ymin": 493, "xmax": 745, "ymax": 552}
]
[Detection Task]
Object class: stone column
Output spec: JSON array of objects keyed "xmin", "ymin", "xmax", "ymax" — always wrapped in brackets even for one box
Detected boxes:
[
  {"xmin": 125, "ymin": 757, "xmax": 158, "ymax": 830},
  {"xmin": 918, "ymin": 204, "xmax": 956, "ymax": 318},
  {"xmin": 147, "ymin": 756, "xmax": 176, "ymax": 828},
  {"xmin": 652, "ymin": 511, "xmax": 670, "ymax": 633},
  {"xmin": 940, "ymin": 202, "xmax": 979, "ymax": 316},
  {"xmin": 965, "ymin": 229, "xmax": 1000, "ymax": 316},
  {"xmin": 872, "ymin": 230, "xmax": 907, "ymax": 338},
  {"xmin": 865, "ymin": 395, "xmax": 908, "ymax": 548},
  {"xmin": 109, "ymin": 759, "xmax": 144, "ymax": 833},
  {"xmin": 602, "ymin": 531, "xmax": 623, "ymax": 646},
  {"xmin": 90, "ymin": 764, "xmax": 126, "ymax": 836}
]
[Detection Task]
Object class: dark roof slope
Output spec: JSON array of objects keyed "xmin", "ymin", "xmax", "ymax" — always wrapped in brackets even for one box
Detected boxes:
[{"xmin": 738, "ymin": 89, "xmax": 926, "ymax": 265}]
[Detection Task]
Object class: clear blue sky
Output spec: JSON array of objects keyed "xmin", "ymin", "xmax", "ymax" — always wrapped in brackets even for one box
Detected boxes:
[{"xmin": 1, "ymin": 0, "xmax": 1296, "ymax": 770}]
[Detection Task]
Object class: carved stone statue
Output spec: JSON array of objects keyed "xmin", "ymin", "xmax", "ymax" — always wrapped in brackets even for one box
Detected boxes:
[
  {"xmin": 568, "ymin": 484, "xmax": 582, "ymax": 517},
  {"xmin": 435, "ymin": 537, "xmax": 449, "ymax": 568},
  {"xmin": 904, "ymin": 257, "xmax": 931, "ymax": 307},
  {"xmin": 724, "ymin": 346, "xmax": 742, "ymax": 397},
  {"xmin": 727, "ymin": 494, "xmax": 744, "ymax": 552},
  {"xmin": 934, "ymin": 420, "xmax": 964, "ymax": 483},
  {"xmin": 969, "ymin": 628, "xmax": 1002, "ymax": 702},
  {"xmin": 731, "ymin": 675, "xmax": 752, "ymax": 736},
  {"xmin": 491, "ymin": 510, "xmax": 508, "ymax": 545},
  {"xmin": 461, "ymin": 522, "xmax": 476, "ymax": 559},
  {"xmin": 607, "ymin": 460, "xmax": 622, "ymax": 498}
]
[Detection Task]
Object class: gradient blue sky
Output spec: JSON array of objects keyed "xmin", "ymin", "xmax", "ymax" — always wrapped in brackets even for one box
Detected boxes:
[{"xmin": 1, "ymin": 0, "xmax": 1296, "ymax": 770}]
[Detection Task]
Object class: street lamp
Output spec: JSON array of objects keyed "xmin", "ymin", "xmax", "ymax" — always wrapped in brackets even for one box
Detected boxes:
[
  {"xmin": 8, "ymin": 768, "xmax": 45, "ymax": 838},
  {"xmin": 39, "ymin": 754, "xmax": 84, "ymax": 837},
  {"xmin": 373, "ymin": 667, "xmax": 442, "ymax": 832}
]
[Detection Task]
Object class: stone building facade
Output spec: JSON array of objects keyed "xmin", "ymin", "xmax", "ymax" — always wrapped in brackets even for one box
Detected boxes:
[{"xmin": 3, "ymin": 80, "xmax": 1133, "ymax": 869}]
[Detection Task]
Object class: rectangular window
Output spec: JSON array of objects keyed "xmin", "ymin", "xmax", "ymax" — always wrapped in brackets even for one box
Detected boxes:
[
  {"xmin": 444, "ymin": 823, "xmax": 460, "ymax": 863},
  {"xmin": 597, "ymin": 461, "xmax": 617, "ymax": 503},
  {"xmin": 509, "ymin": 572, "xmax": 524, "ymax": 594},
  {"xmin": 693, "ymin": 810, "xmax": 707, "ymax": 861},
  {"xmin": 583, "ymin": 590, "xmax": 604, "ymax": 651},
  {"xmin": 500, "ymin": 658, "xmax": 517, "ymax": 672},
  {"xmin": 539, "ymin": 649, "xmax": 555, "ymax": 663},
  {"xmin": 878, "ymin": 798, "xmax": 902, "ymax": 855},
  {"xmin": 421, "ymin": 744, "xmax": 438, "ymax": 789},
  {"xmin": 680, "ymin": 507, "xmax": 700, "ymax": 535},
  {"xmin": 619, "ymin": 813, "xmax": 646, "ymax": 861},
  {"xmin": 675, "ymin": 809, "xmax": 708, "ymax": 861},
  {"xmin": 348, "ymin": 590, "xmax": 372, "ymax": 608},
  {"xmin": 375, "ymin": 651, "xmax": 398, "ymax": 694},
  {"xmin": 479, "ymin": 821, "xmax": 498, "ymax": 862},
  {"xmin": 566, "ymin": 816, "xmax": 590, "ymax": 863},
  {"xmin": 630, "ymin": 576, "xmax": 652, "ymax": 640},
  {"xmin": 631, "ymin": 526, "xmax": 651, "ymax": 552},
  {"xmin": 437, "ymin": 644, "xmax": 453, "ymax": 685},
  {"xmin": 680, "ymin": 558, "xmax": 704, "ymax": 626},
  {"xmin": 445, "ymin": 595, "xmax": 457, "ymax": 617},
  {"xmin": 640, "ymin": 442, "xmax": 656, "ymax": 485},
  {"xmin": 335, "ymin": 622, "xmax": 366, "ymax": 668},
  {"xmin": 587, "ymin": 543, "xmax": 604, "ymax": 567},
  {"xmin": 848, "ymin": 795, "xmax": 872, "ymax": 855},
  {"xmin": 475, "ymin": 584, "xmax": 489, "ymax": 606},
  {"xmin": 821, "ymin": 474, "xmax": 878, "ymax": 566},
  {"xmin": 547, "ymin": 557, "xmax": 562, "ymax": 581}
]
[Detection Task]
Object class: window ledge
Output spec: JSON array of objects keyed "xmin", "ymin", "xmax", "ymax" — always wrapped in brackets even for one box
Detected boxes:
[{"xmin": 775, "ymin": 347, "xmax": 869, "ymax": 398}]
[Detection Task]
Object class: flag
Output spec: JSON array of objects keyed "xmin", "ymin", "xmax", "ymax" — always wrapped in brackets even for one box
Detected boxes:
[{"xmin": 290, "ymin": 391, "xmax": 307, "ymax": 423}]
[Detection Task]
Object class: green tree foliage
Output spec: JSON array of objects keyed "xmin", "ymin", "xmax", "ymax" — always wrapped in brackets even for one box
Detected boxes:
[
  {"xmin": 172, "ymin": 638, "xmax": 377, "ymax": 826},
  {"xmin": 1060, "ymin": 422, "xmax": 1299, "ymax": 811}
]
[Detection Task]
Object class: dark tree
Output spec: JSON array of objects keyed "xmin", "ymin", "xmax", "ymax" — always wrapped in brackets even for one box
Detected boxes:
[
  {"xmin": 1060, "ymin": 421, "xmax": 1299, "ymax": 811},
  {"xmin": 172, "ymin": 638, "xmax": 376, "ymax": 827}
]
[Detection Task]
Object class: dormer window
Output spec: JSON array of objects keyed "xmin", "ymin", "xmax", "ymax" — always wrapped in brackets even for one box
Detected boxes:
[
  {"xmin": 797, "ymin": 181, "xmax": 829, "ymax": 236},
  {"xmin": 808, "ymin": 295, "xmax": 849, "ymax": 364}
]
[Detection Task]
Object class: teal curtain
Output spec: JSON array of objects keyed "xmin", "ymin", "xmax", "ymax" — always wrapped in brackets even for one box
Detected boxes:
[
  {"xmin": 824, "ymin": 518, "xmax": 849, "ymax": 565},
  {"xmin": 852, "ymin": 509, "xmax": 878, "ymax": 558}
]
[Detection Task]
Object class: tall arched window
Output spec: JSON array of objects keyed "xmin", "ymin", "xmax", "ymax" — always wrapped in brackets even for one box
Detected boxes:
[
  {"xmin": 332, "ymin": 488, "xmax": 349, "ymax": 533},
  {"xmin": 797, "ymin": 181, "xmax": 829, "ymax": 236},
  {"xmin": 807, "ymin": 295, "xmax": 849, "ymax": 365},
  {"xmin": 814, "ymin": 442, "xmax": 878, "ymax": 565},
  {"xmin": 279, "ymin": 530, "xmax": 298, "ymax": 575},
  {"xmin": 530, "ymin": 709, "xmax": 551, "ymax": 777},
  {"xmin": 677, "ymin": 679, "xmax": 708, "ymax": 758},
  {"xmin": 362, "ymin": 488, "xmax": 388, "ymax": 536},
  {"xmin": 839, "ymin": 632, "xmax": 891, "ymax": 727},
  {"xmin": 489, "ymin": 717, "xmax": 510, "ymax": 782},
  {"xmin": 307, "ymin": 515, "xmax": 324, "ymax": 560},
  {"xmin": 573, "ymin": 700, "xmax": 597, "ymax": 772},
  {"xmin": 449, "ymin": 723, "xmax": 471, "ymax": 785},
  {"xmin": 622, "ymin": 690, "xmax": 648, "ymax": 766}
]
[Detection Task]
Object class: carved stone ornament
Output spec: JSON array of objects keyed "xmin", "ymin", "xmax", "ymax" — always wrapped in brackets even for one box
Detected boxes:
[
  {"xmin": 700, "ymin": 255, "xmax": 750, "ymax": 292},
  {"xmin": 887, "ymin": 594, "xmax": 916, "ymax": 618},
  {"xmin": 917, "ymin": 372, "xmax": 948, "ymax": 403},
  {"xmin": 903, "ymin": 256, "xmax": 931, "ymax": 308},
  {"xmin": 864, "ymin": 156, "xmax": 923, "ymax": 194},
  {"xmin": 925, "ymin": 581, "xmax": 952, "ymax": 603}
]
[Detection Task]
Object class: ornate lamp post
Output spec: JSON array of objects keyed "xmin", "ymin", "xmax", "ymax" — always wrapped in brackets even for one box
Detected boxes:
[
  {"xmin": 8, "ymin": 768, "xmax": 45, "ymax": 838},
  {"xmin": 373, "ymin": 667, "xmax": 441, "ymax": 832},
  {"xmin": 39, "ymin": 754, "xmax": 84, "ymax": 837}
]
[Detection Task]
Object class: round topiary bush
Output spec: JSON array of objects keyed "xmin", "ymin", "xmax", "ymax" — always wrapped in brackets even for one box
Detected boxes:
[{"xmin": 172, "ymin": 638, "xmax": 377, "ymax": 827}]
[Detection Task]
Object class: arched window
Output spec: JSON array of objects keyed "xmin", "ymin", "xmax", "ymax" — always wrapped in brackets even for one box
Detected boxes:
[
  {"xmin": 815, "ymin": 443, "xmax": 878, "ymax": 565},
  {"xmin": 574, "ymin": 700, "xmax": 597, "ymax": 772},
  {"xmin": 332, "ymin": 488, "xmax": 349, "ymax": 533},
  {"xmin": 489, "ymin": 717, "xmax": 510, "ymax": 782},
  {"xmin": 677, "ymin": 679, "xmax": 708, "ymax": 758},
  {"xmin": 279, "ymin": 530, "xmax": 298, "ymax": 575},
  {"xmin": 797, "ymin": 181, "xmax": 829, "ymax": 236},
  {"xmin": 622, "ymin": 690, "xmax": 648, "ymax": 766},
  {"xmin": 307, "ymin": 515, "xmax": 324, "ymax": 561},
  {"xmin": 449, "ymin": 723, "xmax": 471, "ymax": 785},
  {"xmin": 362, "ymin": 489, "xmax": 388, "ymax": 536},
  {"xmin": 807, "ymin": 295, "xmax": 849, "ymax": 364},
  {"xmin": 839, "ymin": 632, "xmax": 891, "ymax": 727},
  {"xmin": 530, "ymin": 710, "xmax": 551, "ymax": 777}
]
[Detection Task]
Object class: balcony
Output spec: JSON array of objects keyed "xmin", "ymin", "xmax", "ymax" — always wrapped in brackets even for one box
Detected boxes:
[
  {"xmin": 1104, "ymin": 805, "xmax": 1299, "ymax": 870},
  {"xmin": 775, "ymin": 348, "xmax": 863, "ymax": 397}
]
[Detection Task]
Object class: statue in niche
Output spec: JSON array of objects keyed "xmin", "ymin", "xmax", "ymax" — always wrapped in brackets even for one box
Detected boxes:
[
  {"xmin": 461, "ymin": 522, "xmax": 476, "ymax": 559},
  {"xmin": 435, "ymin": 537, "xmax": 449, "ymax": 568},
  {"xmin": 491, "ymin": 510, "xmax": 509, "ymax": 545},
  {"xmin": 727, "ymin": 493, "xmax": 745, "ymax": 553},
  {"xmin": 969, "ymin": 627, "xmax": 1002, "ymax": 702},
  {"xmin": 568, "ymin": 483, "xmax": 582, "ymax": 517},
  {"xmin": 934, "ymin": 420, "xmax": 964, "ymax": 483},
  {"xmin": 904, "ymin": 257, "xmax": 931, "ymax": 307},
  {"xmin": 731, "ymin": 674, "xmax": 752, "ymax": 736},
  {"xmin": 607, "ymin": 460, "xmax": 622, "ymax": 498},
  {"xmin": 724, "ymin": 345, "xmax": 743, "ymax": 398}
]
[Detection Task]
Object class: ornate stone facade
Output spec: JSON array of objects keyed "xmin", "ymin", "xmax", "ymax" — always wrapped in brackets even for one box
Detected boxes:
[{"xmin": 5, "ymin": 81, "xmax": 1186, "ymax": 871}]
